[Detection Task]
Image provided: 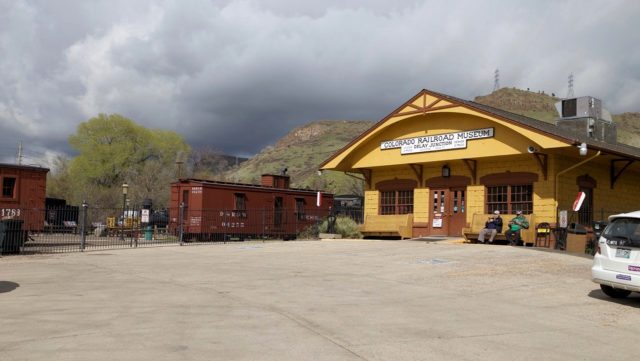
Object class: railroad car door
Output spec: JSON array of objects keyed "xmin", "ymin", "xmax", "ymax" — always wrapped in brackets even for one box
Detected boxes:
[
  {"xmin": 274, "ymin": 196, "xmax": 283, "ymax": 229},
  {"xmin": 182, "ymin": 190, "xmax": 189, "ymax": 223}
]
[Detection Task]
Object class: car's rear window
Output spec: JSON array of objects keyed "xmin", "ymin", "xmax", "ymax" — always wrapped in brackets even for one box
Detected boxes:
[{"xmin": 603, "ymin": 217, "xmax": 640, "ymax": 247}]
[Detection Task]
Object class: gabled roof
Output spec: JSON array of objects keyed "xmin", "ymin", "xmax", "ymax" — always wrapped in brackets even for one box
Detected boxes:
[{"xmin": 320, "ymin": 89, "xmax": 640, "ymax": 169}]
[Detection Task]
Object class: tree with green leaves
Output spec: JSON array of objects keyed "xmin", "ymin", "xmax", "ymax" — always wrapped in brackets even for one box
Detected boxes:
[{"xmin": 64, "ymin": 114, "xmax": 190, "ymax": 208}]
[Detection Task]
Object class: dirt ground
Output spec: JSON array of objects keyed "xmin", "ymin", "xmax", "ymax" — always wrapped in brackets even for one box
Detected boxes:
[{"xmin": 1, "ymin": 239, "xmax": 638, "ymax": 361}]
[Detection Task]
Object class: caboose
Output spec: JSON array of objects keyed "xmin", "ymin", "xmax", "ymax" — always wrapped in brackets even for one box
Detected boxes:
[
  {"xmin": 0, "ymin": 163, "xmax": 48, "ymax": 231},
  {"xmin": 169, "ymin": 174, "xmax": 333, "ymax": 241}
]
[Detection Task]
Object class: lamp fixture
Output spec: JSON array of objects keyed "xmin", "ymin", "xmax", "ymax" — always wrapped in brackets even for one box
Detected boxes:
[
  {"xmin": 442, "ymin": 164, "xmax": 451, "ymax": 178},
  {"xmin": 122, "ymin": 182, "xmax": 129, "ymax": 195},
  {"xmin": 578, "ymin": 142, "xmax": 587, "ymax": 156}
]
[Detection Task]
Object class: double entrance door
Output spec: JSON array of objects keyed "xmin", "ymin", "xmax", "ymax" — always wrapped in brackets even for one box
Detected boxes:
[{"xmin": 429, "ymin": 187, "xmax": 466, "ymax": 236}]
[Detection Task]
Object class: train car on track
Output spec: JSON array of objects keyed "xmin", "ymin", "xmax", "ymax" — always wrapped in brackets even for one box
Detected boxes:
[
  {"xmin": 0, "ymin": 163, "xmax": 48, "ymax": 231},
  {"xmin": 169, "ymin": 174, "xmax": 333, "ymax": 241}
]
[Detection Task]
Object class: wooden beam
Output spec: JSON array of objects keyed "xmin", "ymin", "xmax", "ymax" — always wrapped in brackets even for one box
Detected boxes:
[
  {"xmin": 610, "ymin": 159, "xmax": 635, "ymax": 189},
  {"xmin": 359, "ymin": 169, "xmax": 372, "ymax": 190},
  {"xmin": 462, "ymin": 159, "xmax": 477, "ymax": 184},
  {"xmin": 425, "ymin": 98, "xmax": 442, "ymax": 109},
  {"xmin": 532, "ymin": 153, "xmax": 548, "ymax": 181},
  {"xmin": 344, "ymin": 172, "xmax": 365, "ymax": 182},
  {"xmin": 390, "ymin": 104, "xmax": 459, "ymax": 118},
  {"xmin": 409, "ymin": 164, "xmax": 423, "ymax": 185}
]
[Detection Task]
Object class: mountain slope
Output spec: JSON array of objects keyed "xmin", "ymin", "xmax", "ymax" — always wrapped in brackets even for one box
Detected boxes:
[
  {"xmin": 474, "ymin": 87, "xmax": 560, "ymax": 122},
  {"xmin": 224, "ymin": 120, "xmax": 374, "ymax": 194},
  {"xmin": 613, "ymin": 112, "xmax": 640, "ymax": 147}
]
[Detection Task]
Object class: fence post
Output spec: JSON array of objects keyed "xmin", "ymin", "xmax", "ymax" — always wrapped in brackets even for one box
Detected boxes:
[
  {"xmin": 179, "ymin": 202, "xmax": 184, "ymax": 246},
  {"xmin": 133, "ymin": 203, "xmax": 138, "ymax": 249},
  {"xmin": 80, "ymin": 201, "xmax": 88, "ymax": 251}
]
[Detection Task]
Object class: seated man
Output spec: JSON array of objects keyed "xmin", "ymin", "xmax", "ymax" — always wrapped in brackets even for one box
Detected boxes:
[
  {"xmin": 478, "ymin": 210, "xmax": 503, "ymax": 244},
  {"xmin": 505, "ymin": 210, "xmax": 529, "ymax": 246}
]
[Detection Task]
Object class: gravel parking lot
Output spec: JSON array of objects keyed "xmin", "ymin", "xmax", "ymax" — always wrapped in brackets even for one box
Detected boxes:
[{"xmin": 1, "ymin": 239, "xmax": 638, "ymax": 361}]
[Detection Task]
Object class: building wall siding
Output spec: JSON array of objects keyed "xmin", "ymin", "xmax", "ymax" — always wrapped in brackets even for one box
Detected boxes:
[
  {"xmin": 413, "ymin": 188, "xmax": 429, "ymax": 222},
  {"xmin": 553, "ymin": 154, "xmax": 640, "ymax": 222}
]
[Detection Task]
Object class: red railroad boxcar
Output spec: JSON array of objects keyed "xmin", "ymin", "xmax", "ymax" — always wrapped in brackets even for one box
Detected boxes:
[
  {"xmin": 0, "ymin": 163, "xmax": 48, "ymax": 231},
  {"xmin": 169, "ymin": 174, "xmax": 334, "ymax": 241}
]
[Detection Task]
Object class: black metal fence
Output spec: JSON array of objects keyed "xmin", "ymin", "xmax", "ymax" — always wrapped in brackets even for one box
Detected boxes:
[{"xmin": 1, "ymin": 205, "xmax": 364, "ymax": 255}]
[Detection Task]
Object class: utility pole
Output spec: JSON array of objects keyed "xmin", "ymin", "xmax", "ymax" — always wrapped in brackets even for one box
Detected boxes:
[
  {"xmin": 16, "ymin": 141, "xmax": 23, "ymax": 165},
  {"xmin": 175, "ymin": 151, "xmax": 185, "ymax": 179},
  {"xmin": 493, "ymin": 69, "xmax": 500, "ymax": 92}
]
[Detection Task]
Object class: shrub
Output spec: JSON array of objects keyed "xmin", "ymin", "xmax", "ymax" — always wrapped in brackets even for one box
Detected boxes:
[
  {"xmin": 318, "ymin": 215, "xmax": 362, "ymax": 239},
  {"xmin": 297, "ymin": 222, "xmax": 320, "ymax": 240}
]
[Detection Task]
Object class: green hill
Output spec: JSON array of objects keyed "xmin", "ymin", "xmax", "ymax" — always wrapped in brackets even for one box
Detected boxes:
[
  {"xmin": 223, "ymin": 120, "xmax": 374, "ymax": 194},
  {"xmin": 221, "ymin": 89, "xmax": 640, "ymax": 195},
  {"xmin": 613, "ymin": 112, "xmax": 640, "ymax": 147},
  {"xmin": 474, "ymin": 87, "xmax": 560, "ymax": 122}
]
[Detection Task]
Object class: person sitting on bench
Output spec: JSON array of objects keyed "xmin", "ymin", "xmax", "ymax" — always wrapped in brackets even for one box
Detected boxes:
[
  {"xmin": 506, "ymin": 211, "xmax": 529, "ymax": 246},
  {"xmin": 478, "ymin": 210, "xmax": 503, "ymax": 244}
]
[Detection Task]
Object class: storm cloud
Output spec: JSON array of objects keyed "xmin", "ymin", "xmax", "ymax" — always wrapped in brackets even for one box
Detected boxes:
[{"xmin": 1, "ymin": 0, "xmax": 639, "ymax": 164}]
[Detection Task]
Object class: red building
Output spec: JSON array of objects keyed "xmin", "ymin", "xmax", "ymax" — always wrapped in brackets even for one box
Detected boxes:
[
  {"xmin": 0, "ymin": 163, "xmax": 48, "ymax": 230},
  {"xmin": 169, "ymin": 174, "xmax": 333, "ymax": 240}
]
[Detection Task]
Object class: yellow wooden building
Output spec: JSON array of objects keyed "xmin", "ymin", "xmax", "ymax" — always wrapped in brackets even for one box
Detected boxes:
[{"xmin": 319, "ymin": 89, "xmax": 640, "ymax": 241}]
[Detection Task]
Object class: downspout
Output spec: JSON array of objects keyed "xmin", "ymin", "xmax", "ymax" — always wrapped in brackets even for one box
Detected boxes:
[{"xmin": 554, "ymin": 149, "xmax": 601, "ymax": 221}]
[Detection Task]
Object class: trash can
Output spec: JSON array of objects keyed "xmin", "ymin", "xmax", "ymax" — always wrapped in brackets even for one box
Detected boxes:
[
  {"xmin": 144, "ymin": 225, "xmax": 153, "ymax": 241},
  {"xmin": 592, "ymin": 221, "xmax": 608, "ymax": 239},
  {"xmin": 0, "ymin": 219, "xmax": 26, "ymax": 255},
  {"xmin": 565, "ymin": 222, "xmax": 588, "ymax": 254}
]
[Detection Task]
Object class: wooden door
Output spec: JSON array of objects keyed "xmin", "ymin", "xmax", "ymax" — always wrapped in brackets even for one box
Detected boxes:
[
  {"xmin": 430, "ymin": 189, "xmax": 448, "ymax": 236},
  {"xmin": 449, "ymin": 187, "xmax": 466, "ymax": 236},
  {"xmin": 430, "ymin": 187, "xmax": 466, "ymax": 237}
]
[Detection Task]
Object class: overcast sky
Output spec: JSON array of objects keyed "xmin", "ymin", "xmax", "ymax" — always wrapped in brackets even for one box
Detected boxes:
[{"xmin": 1, "ymin": 0, "xmax": 639, "ymax": 165}]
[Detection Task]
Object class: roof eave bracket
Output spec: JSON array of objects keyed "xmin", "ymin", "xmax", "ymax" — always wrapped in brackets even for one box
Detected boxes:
[
  {"xmin": 463, "ymin": 159, "xmax": 477, "ymax": 184},
  {"xmin": 532, "ymin": 153, "xmax": 548, "ymax": 181},
  {"xmin": 610, "ymin": 159, "xmax": 635, "ymax": 189}
]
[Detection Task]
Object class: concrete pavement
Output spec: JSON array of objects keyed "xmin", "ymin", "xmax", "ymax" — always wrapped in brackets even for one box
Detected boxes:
[{"xmin": 1, "ymin": 240, "xmax": 638, "ymax": 360}]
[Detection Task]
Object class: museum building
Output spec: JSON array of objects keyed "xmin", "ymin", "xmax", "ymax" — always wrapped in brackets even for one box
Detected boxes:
[{"xmin": 319, "ymin": 89, "xmax": 640, "ymax": 243}]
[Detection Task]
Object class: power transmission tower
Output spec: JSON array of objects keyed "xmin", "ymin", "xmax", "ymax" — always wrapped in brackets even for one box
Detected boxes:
[
  {"xmin": 567, "ymin": 73, "xmax": 574, "ymax": 98},
  {"xmin": 493, "ymin": 69, "xmax": 500, "ymax": 92}
]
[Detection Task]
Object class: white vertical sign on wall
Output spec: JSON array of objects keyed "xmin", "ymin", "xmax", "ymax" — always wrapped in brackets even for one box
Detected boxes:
[
  {"xmin": 317, "ymin": 192, "xmax": 322, "ymax": 207},
  {"xmin": 559, "ymin": 210, "xmax": 568, "ymax": 228}
]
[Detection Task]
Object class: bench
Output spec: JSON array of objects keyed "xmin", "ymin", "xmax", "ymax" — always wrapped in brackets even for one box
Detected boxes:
[
  {"xmin": 462, "ymin": 213, "xmax": 536, "ymax": 246},
  {"xmin": 360, "ymin": 214, "xmax": 413, "ymax": 239}
]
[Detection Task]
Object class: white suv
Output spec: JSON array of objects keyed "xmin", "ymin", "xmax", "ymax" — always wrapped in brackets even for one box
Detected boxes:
[{"xmin": 592, "ymin": 211, "xmax": 640, "ymax": 298}]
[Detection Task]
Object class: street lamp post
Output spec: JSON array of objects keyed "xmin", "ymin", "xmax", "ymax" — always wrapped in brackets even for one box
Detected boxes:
[{"xmin": 120, "ymin": 183, "xmax": 128, "ymax": 241}]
